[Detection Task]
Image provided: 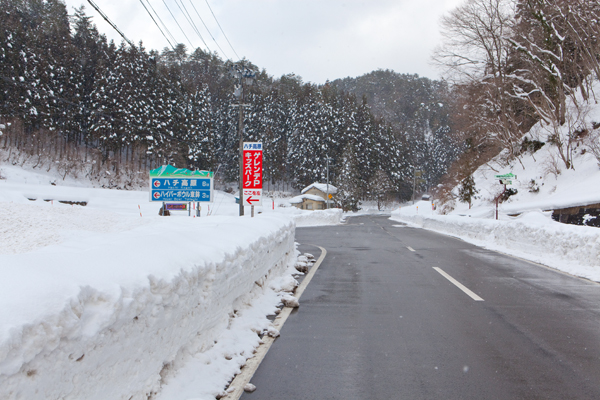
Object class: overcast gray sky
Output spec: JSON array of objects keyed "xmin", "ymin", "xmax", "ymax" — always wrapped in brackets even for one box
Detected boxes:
[{"xmin": 64, "ymin": 0, "xmax": 464, "ymax": 84}]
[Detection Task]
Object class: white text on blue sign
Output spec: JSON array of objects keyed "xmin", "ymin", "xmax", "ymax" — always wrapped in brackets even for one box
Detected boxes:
[{"xmin": 243, "ymin": 143, "xmax": 262, "ymax": 150}]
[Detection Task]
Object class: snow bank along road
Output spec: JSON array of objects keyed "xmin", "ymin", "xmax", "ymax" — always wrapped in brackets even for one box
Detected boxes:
[
  {"xmin": 241, "ymin": 215, "xmax": 600, "ymax": 399},
  {"xmin": 391, "ymin": 202, "xmax": 600, "ymax": 282},
  {"xmin": 0, "ymin": 210, "xmax": 297, "ymax": 400}
]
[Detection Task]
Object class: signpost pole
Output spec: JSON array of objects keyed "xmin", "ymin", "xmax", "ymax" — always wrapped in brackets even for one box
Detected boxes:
[
  {"xmin": 493, "ymin": 173, "xmax": 515, "ymax": 221},
  {"xmin": 232, "ymin": 64, "xmax": 255, "ymax": 217},
  {"xmin": 326, "ymin": 156, "xmax": 330, "ymax": 210},
  {"xmin": 251, "ymin": 205, "xmax": 254, "ymax": 218},
  {"xmin": 238, "ymin": 104, "xmax": 244, "ymax": 217}
]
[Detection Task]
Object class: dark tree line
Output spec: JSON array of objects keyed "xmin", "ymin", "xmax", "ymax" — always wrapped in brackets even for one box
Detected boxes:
[
  {"xmin": 331, "ymin": 70, "xmax": 461, "ymax": 194},
  {"xmin": 0, "ymin": 0, "xmax": 460, "ymax": 202}
]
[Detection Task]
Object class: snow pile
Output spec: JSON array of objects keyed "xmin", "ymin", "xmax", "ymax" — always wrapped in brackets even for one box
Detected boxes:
[
  {"xmin": 0, "ymin": 164, "xmax": 302, "ymax": 400},
  {"xmin": 290, "ymin": 208, "xmax": 343, "ymax": 227},
  {"xmin": 154, "ymin": 258, "xmax": 300, "ymax": 400},
  {"xmin": 0, "ymin": 209, "xmax": 296, "ymax": 400},
  {"xmin": 448, "ymin": 142, "xmax": 600, "ymax": 217},
  {"xmin": 392, "ymin": 202, "xmax": 600, "ymax": 281}
]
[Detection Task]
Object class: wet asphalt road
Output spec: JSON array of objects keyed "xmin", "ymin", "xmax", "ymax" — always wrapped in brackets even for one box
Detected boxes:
[{"xmin": 241, "ymin": 215, "xmax": 600, "ymax": 399}]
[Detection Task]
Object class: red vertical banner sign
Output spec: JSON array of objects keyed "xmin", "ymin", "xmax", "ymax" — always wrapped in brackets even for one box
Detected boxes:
[{"xmin": 242, "ymin": 142, "xmax": 263, "ymax": 206}]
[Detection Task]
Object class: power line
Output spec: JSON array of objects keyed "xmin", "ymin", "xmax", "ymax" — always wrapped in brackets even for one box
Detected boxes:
[
  {"xmin": 86, "ymin": 0, "xmax": 136, "ymax": 49},
  {"xmin": 162, "ymin": 0, "xmax": 195, "ymax": 50},
  {"xmin": 138, "ymin": 0, "xmax": 175, "ymax": 51},
  {"xmin": 144, "ymin": 0, "xmax": 179, "ymax": 47},
  {"xmin": 174, "ymin": 0, "xmax": 210, "ymax": 51},
  {"xmin": 188, "ymin": 0, "xmax": 229, "ymax": 59},
  {"xmin": 204, "ymin": 0, "xmax": 240, "ymax": 60},
  {"xmin": 82, "ymin": 1, "xmax": 189, "ymax": 100}
]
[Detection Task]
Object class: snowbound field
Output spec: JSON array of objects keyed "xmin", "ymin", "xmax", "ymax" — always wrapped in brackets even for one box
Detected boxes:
[{"xmin": 0, "ymin": 163, "xmax": 339, "ymax": 400}]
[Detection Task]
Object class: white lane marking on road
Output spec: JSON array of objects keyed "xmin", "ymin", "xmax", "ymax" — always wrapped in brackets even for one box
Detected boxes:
[
  {"xmin": 433, "ymin": 267, "xmax": 484, "ymax": 301},
  {"xmin": 222, "ymin": 246, "xmax": 327, "ymax": 400},
  {"xmin": 407, "ymin": 246, "xmax": 415, "ymax": 252}
]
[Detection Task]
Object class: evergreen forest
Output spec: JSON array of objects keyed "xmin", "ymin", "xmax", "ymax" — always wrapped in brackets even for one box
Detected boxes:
[{"xmin": 0, "ymin": 0, "xmax": 460, "ymax": 208}]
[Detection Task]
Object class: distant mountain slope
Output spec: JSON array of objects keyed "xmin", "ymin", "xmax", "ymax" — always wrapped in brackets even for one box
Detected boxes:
[
  {"xmin": 330, "ymin": 69, "xmax": 460, "ymax": 192},
  {"xmin": 330, "ymin": 70, "xmax": 450, "ymax": 136}
]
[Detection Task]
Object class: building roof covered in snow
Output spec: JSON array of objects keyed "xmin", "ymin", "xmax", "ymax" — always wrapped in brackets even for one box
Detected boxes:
[
  {"xmin": 301, "ymin": 182, "xmax": 338, "ymax": 195},
  {"xmin": 289, "ymin": 194, "xmax": 326, "ymax": 204}
]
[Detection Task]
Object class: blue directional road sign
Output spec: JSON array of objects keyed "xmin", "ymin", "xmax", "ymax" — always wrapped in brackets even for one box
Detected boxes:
[{"xmin": 150, "ymin": 177, "xmax": 212, "ymax": 202}]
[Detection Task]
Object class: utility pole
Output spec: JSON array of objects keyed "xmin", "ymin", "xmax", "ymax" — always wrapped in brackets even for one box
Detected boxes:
[
  {"xmin": 238, "ymin": 98, "xmax": 245, "ymax": 217},
  {"xmin": 412, "ymin": 169, "xmax": 423, "ymax": 205},
  {"xmin": 232, "ymin": 64, "xmax": 255, "ymax": 216}
]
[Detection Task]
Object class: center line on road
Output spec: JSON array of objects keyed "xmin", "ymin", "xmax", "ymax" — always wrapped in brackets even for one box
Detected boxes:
[
  {"xmin": 407, "ymin": 246, "xmax": 415, "ymax": 252},
  {"xmin": 433, "ymin": 267, "xmax": 484, "ymax": 301}
]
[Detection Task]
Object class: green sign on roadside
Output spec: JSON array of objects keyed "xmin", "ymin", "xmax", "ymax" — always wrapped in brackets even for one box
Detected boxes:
[
  {"xmin": 149, "ymin": 165, "xmax": 213, "ymax": 178},
  {"xmin": 149, "ymin": 165, "xmax": 214, "ymax": 202},
  {"xmin": 494, "ymin": 172, "xmax": 517, "ymax": 180}
]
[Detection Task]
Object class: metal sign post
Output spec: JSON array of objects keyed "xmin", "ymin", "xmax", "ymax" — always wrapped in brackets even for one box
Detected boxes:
[
  {"xmin": 242, "ymin": 142, "xmax": 263, "ymax": 215},
  {"xmin": 493, "ymin": 173, "xmax": 516, "ymax": 220}
]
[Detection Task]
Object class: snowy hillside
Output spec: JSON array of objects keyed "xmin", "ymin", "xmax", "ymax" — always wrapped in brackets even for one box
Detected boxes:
[
  {"xmin": 447, "ymin": 93, "xmax": 600, "ymax": 217},
  {"xmin": 0, "ymin": 162, "xmax": 340, "ymax": 400},
  {"xmin": 392, "ymin": 86, "xmax": 600, "ymax": 283}
]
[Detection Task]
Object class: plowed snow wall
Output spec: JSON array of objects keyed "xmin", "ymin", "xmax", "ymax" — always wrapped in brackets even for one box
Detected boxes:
[
  {"xmin": 391, "ymin": 212, "xmax": 600, "ymax": 279},
  {"xmin": 0, "ymin": 216, "xmax": 296, "ymax": 400}
]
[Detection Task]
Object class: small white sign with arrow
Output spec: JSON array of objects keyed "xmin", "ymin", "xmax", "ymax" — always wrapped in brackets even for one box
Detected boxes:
[{"xmin": 243, "ymin": 189, "xmax": 263, "ymax": 206}]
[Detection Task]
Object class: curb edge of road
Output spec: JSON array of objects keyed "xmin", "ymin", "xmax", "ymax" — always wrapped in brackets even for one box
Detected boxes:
[{"xmin": 221, "ymin": 245, "xmax": 327, "ymax": 400}]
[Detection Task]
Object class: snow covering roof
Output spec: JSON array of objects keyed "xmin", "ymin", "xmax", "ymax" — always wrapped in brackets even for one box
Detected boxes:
[
  {"xmin": 301, "ymin": 182, "xmax": 338, "ymax": 195},
  {"xmin": 289, "ymin": 194, "xmax": 326, "ymax": 204}
]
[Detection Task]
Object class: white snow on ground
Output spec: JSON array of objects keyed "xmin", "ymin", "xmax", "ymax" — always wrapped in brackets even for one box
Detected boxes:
[
  {"xmin": 0, "ymin": 161, "xmax": 339, "ymax": 400},
  {"xmin": 284, "ymin": 207, "xmax": 343, "ymax": 227},
  {"xmin": 391, "ymin": 87, "xmax": 600, "ymax": 283}
]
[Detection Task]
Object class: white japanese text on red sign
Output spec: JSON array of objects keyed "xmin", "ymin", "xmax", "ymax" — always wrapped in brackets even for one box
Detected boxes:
[{"xmin": 243, "ymin": 150, "xmax": 262, "ymax": 189}]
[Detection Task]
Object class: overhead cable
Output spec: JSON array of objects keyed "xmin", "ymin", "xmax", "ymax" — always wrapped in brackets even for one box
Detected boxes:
[
  {"xmin": 204, "ymin": 0, "xmax": 240, "ymax": 60},
  {"xmin": 174, "ymin": 0, "xmax": 210, "ymax": 50},
  {"xmin": 188, "ymin": 0, "xmax": 229, "ymax": 59},
  {"xmin": 86, "ymin": 0, "xmax": 136, "ymax": 49},
  {"xmin": 144, "ymin": 0, "xmax": 179, "ymax": 47},
  {"xmin": 138, "ymin": 0, "xmax": 176, "ymax": 51},
  {"xmin": 81, "ymin": 1, "xmax": 188, "ymax": 98},
  {"xmin": 162, "ymin": 0, "xmax": 196, "ymax": 50}
]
